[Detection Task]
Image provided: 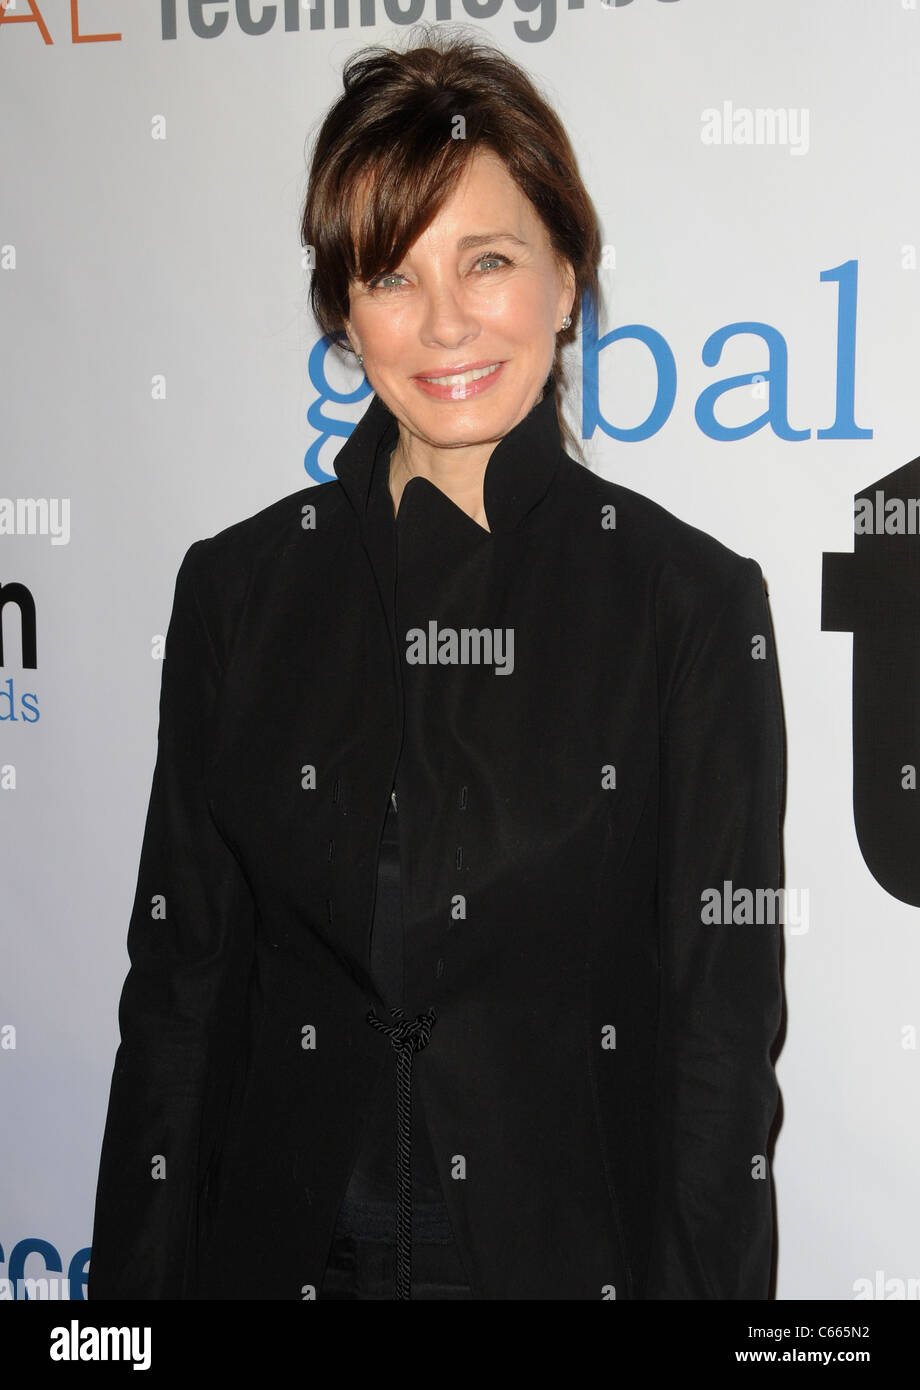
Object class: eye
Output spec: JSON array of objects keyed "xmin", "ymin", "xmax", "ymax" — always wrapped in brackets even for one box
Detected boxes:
[
  {"xmin": 367, "ymin": 271, "xmax": 405, "ymax": 291},
  {"xmin": 366, "ymin": 251, "xmax": 513, "ymax": 291},
  {"xmin": 475, "ymin": 251, "xmax": 512, "ymax": 273}
]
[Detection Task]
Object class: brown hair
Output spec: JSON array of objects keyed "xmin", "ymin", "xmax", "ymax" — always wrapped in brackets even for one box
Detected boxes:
[{"xmin": 300, "ymin": 23, "xmax": 602, "ymax": 463}]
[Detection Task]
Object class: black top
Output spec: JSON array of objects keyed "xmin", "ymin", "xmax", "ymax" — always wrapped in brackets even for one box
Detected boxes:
[
  {"xmin": 86, "ymin": 376, "xmax": 784, "ymax": 1301},
  {"xmin": 328, "ymin": 790, "xmax": 456, "ymax": 1244}
]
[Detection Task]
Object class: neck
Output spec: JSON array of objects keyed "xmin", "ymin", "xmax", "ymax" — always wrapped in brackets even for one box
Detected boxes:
[
  {"xmin": 388, "ymin": 437, "xmax": 493, "ymax": 532},
  {"xmin": 387, "ymin": 386, "xmax": 546, "ymax": 531}
]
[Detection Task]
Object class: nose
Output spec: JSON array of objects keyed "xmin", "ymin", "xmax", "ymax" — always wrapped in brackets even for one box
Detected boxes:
[{"xmin": 418, "ymin": 278, "xmax": 479, "ymax": 350}]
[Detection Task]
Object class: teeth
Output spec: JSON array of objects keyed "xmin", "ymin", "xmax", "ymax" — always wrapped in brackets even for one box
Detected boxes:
[{"xmin": 420, "ymin": 363, "xmax": 501, "ymax": 385}]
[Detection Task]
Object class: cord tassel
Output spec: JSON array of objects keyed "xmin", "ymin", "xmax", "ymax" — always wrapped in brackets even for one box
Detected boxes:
[{"xmin": 366, "ymin": 1005, "xmax": 437, "ymax": 1299}]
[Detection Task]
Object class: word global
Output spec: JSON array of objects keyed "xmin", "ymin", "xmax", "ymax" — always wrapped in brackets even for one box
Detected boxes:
[
  {"xmin": 304, "ymin": 260, "xmax": 871, "ymax": 480},
  {"xmin": 405, "ymin": 622, "xmax": 515, "ymax": 676}
]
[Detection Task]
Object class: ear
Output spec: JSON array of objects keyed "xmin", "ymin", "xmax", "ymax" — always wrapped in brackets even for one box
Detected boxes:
[
  {"xmin": 560, "ymin": 259, "xmax": 577, "ymax": 321},
  {"xmin": 343, "ymin": 318, "xmax": 362, "ymax": 358}
]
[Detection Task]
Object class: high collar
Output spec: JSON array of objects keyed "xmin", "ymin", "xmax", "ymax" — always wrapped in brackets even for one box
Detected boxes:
[{"xmin": 333, "ymin": 373, "xmax": 564, "ymax": 535}]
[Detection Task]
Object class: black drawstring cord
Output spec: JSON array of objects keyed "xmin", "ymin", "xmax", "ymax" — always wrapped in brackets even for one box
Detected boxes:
[{"xmin": 365, "ymin": 1005, "xmax": 437, "ymax": 1300}]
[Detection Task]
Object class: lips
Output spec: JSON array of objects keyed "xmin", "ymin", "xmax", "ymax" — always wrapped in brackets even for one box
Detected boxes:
[
  {"xmin": 414, "ymin": 362, "xmax": 503, "ymax": 385},
  {"xmin": 411, "ymin": 361, "xmax": 506, "ymax": 401}
]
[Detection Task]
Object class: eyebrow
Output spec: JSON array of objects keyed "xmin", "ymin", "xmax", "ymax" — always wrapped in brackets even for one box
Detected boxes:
[{"xmin": 456, "ymin": 233, "xmax": 528, "ymax": 250}]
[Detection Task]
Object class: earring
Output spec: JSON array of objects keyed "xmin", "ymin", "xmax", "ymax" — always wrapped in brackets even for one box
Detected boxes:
[
  {"xmin": 357, "ymin": 353, "xmax": 364, "ymax": 366},
  {"xmin": 560, "ymin": 314, "xmax": 572, "ymax": 331}
]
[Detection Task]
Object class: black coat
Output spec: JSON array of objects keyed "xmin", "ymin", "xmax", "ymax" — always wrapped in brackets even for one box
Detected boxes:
[{"xmin": 88, "ymin": 376, "xmax": 785, "ymax": 1300}]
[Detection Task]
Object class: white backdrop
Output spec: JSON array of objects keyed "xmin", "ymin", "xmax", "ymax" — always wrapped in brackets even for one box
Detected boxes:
[{"xmin": 2, "ymin": 0, "xmax": 919, "ymax": 1301}]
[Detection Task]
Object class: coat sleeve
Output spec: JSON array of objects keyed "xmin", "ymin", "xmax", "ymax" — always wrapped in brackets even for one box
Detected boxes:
[
  {"xmin": 88, "ymin": 540, "xmax": 256, "ymax": 1299},
  {"xmin": 645, "ymin": 556, "xmax": 785, "ymax": 1299}
]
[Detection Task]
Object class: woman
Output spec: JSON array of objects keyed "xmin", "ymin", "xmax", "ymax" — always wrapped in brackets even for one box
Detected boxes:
[{"xmin": 89, "ymin": 27, "xmax": 785, "ymax": 1301}]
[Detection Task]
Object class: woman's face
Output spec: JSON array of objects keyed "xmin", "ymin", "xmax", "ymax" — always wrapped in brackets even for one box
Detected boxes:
[{"xmin": 344, "ymin": 149, "xmax": 575, "ymax": 459}]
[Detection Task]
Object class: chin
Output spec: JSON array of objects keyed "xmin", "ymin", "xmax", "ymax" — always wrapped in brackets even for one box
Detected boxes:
[{"xmin": 418, "ymin": 412, "xmax": 512, "ymax": 445}]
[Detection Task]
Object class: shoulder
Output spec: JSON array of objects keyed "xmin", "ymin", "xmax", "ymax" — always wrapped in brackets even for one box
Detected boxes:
[
  {"xmin": 170, "ymin": 477, "xmax": 345, "ymax": 650},
  {"xmin": 558, "ymin": 456, "xmax": 772, "ymax": 706},
  {"xmin": 558, "ymin": 453, "xmax": 767, "ymax": 616},
  {"xmin": 190, "ymin": 476, "xmax": 344, "ymax": 571}
]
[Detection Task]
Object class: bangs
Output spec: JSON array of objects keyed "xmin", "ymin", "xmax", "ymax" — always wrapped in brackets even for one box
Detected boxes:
[{"xmin": 339, "ymin": 131, "xmax": 485, "ymax": 289}]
